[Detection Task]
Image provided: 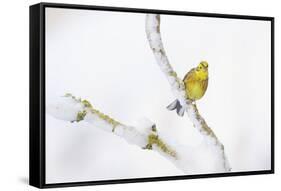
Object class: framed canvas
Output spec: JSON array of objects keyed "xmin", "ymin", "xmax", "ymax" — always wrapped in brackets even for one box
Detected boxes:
[{"xmin": 29, "ymin": 2, "xmax": 274, "ymax": 188}]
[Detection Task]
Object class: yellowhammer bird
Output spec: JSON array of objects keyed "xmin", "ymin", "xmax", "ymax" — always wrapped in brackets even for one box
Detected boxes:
[{"xmin": 167, "ymin": 61, "xmax": 209, "ymax": 116}]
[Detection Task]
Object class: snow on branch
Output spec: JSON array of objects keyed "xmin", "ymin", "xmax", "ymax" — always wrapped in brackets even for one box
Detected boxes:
[
  {"xmin": 48, "ymin": 94, "xmax": 177, "ymax": 158},
  {"xmin": 145, "ymin": 14, "xmax": 188, "ymax": 108},
  {"xmin": 145, "ymin": 14, "xmax": 231, "ymax": 172},
  {"xmin": 47, "ymin": 94, "xmax": 230, "ymax": 173}
]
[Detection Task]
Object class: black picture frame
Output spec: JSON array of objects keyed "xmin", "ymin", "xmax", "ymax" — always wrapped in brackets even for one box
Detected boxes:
[{"xmin": 29, "ymin": 2, "xmax": 275, "ymax": 189}]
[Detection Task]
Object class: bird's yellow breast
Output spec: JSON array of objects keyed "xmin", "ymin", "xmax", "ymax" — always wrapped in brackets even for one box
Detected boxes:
[
  {"xmin": 185, "ymin": 81, "xmax": 207, "ymax": 100},
  {"xmin": 183, "ymin": 69, "xmax": 208, "ymax": 101}
]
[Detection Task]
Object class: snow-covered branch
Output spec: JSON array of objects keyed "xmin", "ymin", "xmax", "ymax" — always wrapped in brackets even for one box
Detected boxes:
[
  {"xmin": 145, "ymin": 14, "xmax": 188, "ymax": 108},
  {"xmin": 47, "ymin": 94, "xmax": 230, "ymax": 173},
  {"xmin": 48, "ymin": 94, "xmax": 178, "ymax": 159},
  {"xmin": 145, "ymin": 14, "xmax": 231, "ymax": 172}
]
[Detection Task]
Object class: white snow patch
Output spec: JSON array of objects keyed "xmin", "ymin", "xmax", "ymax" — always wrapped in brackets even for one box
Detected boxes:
[
  {"xmin": 47, "ymin": 96, "xmax": 83, "ymax": 121},
  {"xmin": 134, "ymin": 117, "xmax": 155, "ymax": 135},
  {"xmin": 83, "ymin": 112, "xmax": 113, "ymax": 132},
  {"xmin": 121, "ymin": 126, "xmax": 147, "ymax": 147}
]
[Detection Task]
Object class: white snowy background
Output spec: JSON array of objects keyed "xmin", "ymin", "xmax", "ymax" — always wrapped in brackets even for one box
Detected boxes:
[{"xmin": 45, "ymin": 8, "xmax": 271, "ymax": 183}]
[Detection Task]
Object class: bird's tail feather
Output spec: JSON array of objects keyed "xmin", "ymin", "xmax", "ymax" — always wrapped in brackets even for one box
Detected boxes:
[{"xmin": 166, "ymin": 99, "xmax": 185, "ymax": 117}]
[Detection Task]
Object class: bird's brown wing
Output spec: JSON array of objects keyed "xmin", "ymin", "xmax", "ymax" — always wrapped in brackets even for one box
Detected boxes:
[{"xmin": 201, "ymin": 78, "xmax": 209, "ymax": 96}]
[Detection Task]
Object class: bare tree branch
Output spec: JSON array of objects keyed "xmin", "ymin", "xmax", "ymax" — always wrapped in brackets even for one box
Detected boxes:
[{"xmin": 145, "ymin": 14, "xmax": 231, "ymax": 171}]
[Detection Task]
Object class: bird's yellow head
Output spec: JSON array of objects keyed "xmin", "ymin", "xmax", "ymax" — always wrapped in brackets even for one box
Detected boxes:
[{"xmin": 195, "ymin": 61, "xmax": 208, "ymax": 80}]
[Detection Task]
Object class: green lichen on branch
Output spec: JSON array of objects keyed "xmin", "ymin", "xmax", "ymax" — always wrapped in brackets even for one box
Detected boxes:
[
  {"xmin": 65, "ymin": 93, "xmax": 122, "ymax": 131},
  {"xmin": 90, "ymin": 107, "xmax": 122, "ymax": 132},
  {"xmin": 64, "ymin": 93, "xmax": 82, "ymax": 102},
  {"xmin": 145, "ymin": 133, "xmax": 177, "ymax": 158},
  {"xmin": 168, "ymin": 71, "xmax": 177, "ymax": 78},
  {"xmin": 76, "ymin": 110, "xmax": 87, "ymax": 122},
  {"xmin": 82, "ymin": 99, "xmax": 92, "ymax": 108},
  {"xmin": 191, "ymin": 104, "xmax": 217, "ymax": 139}
]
